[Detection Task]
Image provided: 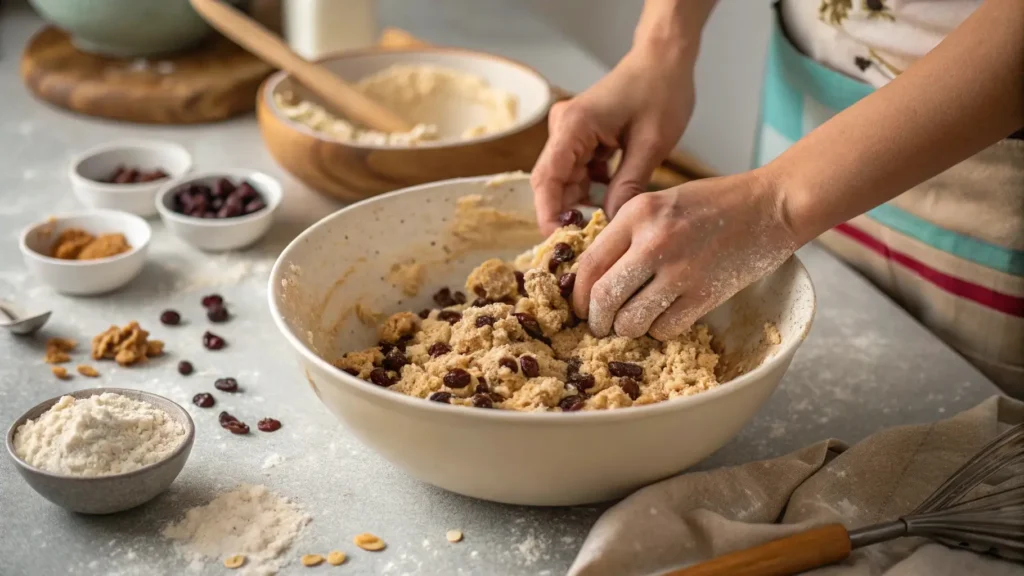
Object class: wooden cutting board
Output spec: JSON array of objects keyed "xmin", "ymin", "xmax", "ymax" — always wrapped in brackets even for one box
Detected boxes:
[
  {"xmin": 378, "ymin": 27, "xmax": 718, "ymax": 187},
  {"xmin": 21, "ymin": 26, "xmax": 273, "ymax": 124}
]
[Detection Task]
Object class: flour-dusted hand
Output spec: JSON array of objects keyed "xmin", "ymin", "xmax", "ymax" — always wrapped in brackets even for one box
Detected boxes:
[
  {"xmin": 530, "ymin": 48, "xmax": 694, "ymax": 235},
  {"xmin": 572, "ymin": 171, "xmax": 799, "ymax": 340},
  {"xmin": 529, "ymin": 0, "xmax": 723, "ymax": 235}
]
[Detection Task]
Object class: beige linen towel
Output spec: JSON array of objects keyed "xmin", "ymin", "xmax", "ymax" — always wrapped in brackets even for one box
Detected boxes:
[{"xmin": 569, "ymin": 395, "xmax": 1024, "ymax": 576}]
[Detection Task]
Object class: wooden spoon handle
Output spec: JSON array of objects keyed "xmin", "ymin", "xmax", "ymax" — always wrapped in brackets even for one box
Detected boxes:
[
  {"xmin": 662, "ymin": 524, "xmax": 853, "ymax": 576},
  {"xmin": 190, "ymin": 0, "xmax": 412, "ymax": 133}
]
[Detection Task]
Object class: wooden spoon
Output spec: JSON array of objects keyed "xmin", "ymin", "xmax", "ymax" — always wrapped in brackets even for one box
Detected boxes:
[{"xmin": 190, "ymin": 0, "xmax": 413, "ymax": 133}]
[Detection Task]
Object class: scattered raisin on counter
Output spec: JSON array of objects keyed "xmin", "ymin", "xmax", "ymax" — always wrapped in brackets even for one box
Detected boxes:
[
  {"xmin": 192, "ymin": 393, "xmax": 215, "ymax": 408},
  {"xmin": 257, "ymin": 418, "xmax": 282, "ymax": 432},
  {"xmin": 207, "ymin": 305, "xmax": 229, "ymax": 323},
  {"xmin": 160, "ymin": 310, "xmax": 181, "ymax": 326},
  {"xmin": 201, "ymin": 294, "xmax": 223, "ymax": 308},
  {"xmin": 202, "ymin": 331, "xmax": 226, "ymax": 350}
]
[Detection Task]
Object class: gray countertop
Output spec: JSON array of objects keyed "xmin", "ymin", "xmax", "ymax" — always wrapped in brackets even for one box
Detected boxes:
[{"xmin": 0, "ymin": 1, "xmax": 1000, "ymax": 575}]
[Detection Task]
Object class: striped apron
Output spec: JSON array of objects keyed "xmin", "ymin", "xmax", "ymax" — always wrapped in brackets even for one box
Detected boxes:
[{"xmin": 754, "ymin": 5, "xmax": 1024, "ymax": 396}]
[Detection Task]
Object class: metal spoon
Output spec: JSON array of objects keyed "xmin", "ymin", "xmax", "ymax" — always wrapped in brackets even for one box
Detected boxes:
[{"xmin": 0, "ymin": 300, "xmax": 51, "ymax": 336}]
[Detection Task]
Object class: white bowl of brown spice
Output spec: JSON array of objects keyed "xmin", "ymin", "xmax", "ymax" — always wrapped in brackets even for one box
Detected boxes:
[{"xmin": 19, "ymin": 210, "xmax": 151, "ymax": 296}]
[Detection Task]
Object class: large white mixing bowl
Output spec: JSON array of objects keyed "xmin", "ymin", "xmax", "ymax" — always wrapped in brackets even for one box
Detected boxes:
[{"xmin": 269, "ymin": 173, "xmax": 815, "ymax": 506}]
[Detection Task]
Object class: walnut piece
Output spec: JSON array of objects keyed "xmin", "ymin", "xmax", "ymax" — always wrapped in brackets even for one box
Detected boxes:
[
  {"xmin": 91, "ymin": 322, "xmax": 163, "ymax": 366},
  {"xmin": 44, "ymin": 338, "xmax": 76, "ymax": 364}
]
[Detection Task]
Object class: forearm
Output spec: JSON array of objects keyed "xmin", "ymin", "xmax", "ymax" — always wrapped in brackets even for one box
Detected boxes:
[
  {"xmin": 765, "ymin": 0, "xmax": 1024, "ymax": 245},
  {"xmin": 632, "ymin": 0, "xmax": 717, "ymax": 66}
]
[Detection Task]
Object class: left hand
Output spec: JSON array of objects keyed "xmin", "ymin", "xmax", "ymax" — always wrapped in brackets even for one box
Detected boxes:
[{"xmin": 572, "ymin": 170, "xmax": 799, "ymax": 340}]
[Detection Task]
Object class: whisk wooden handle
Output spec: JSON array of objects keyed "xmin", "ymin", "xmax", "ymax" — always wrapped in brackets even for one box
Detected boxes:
[{"xmin": 663, "ymin": 524, "xmax": 852, "ymax": 576}]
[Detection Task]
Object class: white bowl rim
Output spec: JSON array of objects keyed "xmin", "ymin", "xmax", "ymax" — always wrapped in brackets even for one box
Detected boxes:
[
  {"xmin": 268, "ymin": 175, "xmax": 818, "ymax": 424},
  {"xmin": 262, "ymin": 46, "xmax": 554, "ymax": 152},
  {"xmin": 69, "ymin": 139, "xmax": 192, "ymax": 193},
  {"xmin": 4, "ymin": 387, "xmax": 195, "ymax": 482},
  {"xmin": 154, "ymin": 169, "xmax": 283, "ymax": 228},
  {"xmin": 18, "ymin": 209, "xmax": 152, "ymax": 267}
]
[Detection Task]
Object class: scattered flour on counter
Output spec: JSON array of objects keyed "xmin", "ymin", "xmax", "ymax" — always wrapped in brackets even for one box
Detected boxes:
[
  {"xmin": 261, "ymin": 453, "xmax": 285, "ymax": 472},
  {"xmin": 173, "ymin": 260, "xmax": 254, "ymax": 291},
  {"xmin": 12, "ymin": 393, "xmax": 185, "ymax": 476},
  {"xmin": 162, "ymin": 484, "xmax": 310, "ymax": 576},
  {"xmin": 516, "ymin": 533, "xmax": 543, "ymax": 565}
]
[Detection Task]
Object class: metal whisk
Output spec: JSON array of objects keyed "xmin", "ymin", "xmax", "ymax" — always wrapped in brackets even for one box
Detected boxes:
[{"xmin": 668, "ymin": 422, "xmax": 1024, "ymax": 576}]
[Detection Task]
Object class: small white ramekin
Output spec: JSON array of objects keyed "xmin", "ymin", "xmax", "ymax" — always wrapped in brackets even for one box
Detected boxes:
[
  {"xmin": 69, "ymin": 139, "xmax": 192, "ymax": 217},
  {"xmin": 20, "ymin": 210, "xmax": 152, "ymax": 296},
  {"xmin": 155, "ymin": 169, "xmax": 282, "ymax": 252}
]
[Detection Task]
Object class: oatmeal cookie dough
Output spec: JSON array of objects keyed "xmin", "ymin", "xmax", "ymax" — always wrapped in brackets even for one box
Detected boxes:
[{"xmin": 335, "ymin": 209, "xmax": 722, "ymax": 412}]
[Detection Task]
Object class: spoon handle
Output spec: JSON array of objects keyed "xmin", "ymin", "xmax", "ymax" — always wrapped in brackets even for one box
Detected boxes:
[{"xmin": 190, "ymin": 0, "xmax": 413, "ymax": 133}]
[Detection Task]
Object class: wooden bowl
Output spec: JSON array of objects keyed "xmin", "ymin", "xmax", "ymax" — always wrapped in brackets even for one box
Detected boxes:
[{"xmin": 256, "ymin": 48, "xmax": 553, "ymax": 202}]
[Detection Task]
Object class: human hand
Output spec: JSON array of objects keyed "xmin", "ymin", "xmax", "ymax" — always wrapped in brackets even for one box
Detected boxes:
[
  {"xmin": 530, "ymin": 46, "xmax": 696, "ymax": 235},
  {"xmin": 572, "ymin": 170, "xmax": 799, "ymax": 340}
]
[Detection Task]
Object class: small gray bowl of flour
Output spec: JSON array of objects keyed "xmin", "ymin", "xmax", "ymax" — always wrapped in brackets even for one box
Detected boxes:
[{"xmin": 5, "ymin": 388, "xmax": 194, "ymax": 514}]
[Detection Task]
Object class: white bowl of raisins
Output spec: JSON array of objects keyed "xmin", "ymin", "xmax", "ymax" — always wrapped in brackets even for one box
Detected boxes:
[
  {"xmin": 155, "ymin": 169, "xmax": 282, "ymax": 252},
  {"xmin": 69, "ymin": 139, "xmax": 192, "ymax": 218},
  {"xmin": 268, "ymin": 173, "xmax": 816, "ymax": 506}
]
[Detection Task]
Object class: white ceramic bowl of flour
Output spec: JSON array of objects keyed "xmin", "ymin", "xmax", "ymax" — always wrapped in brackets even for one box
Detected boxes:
[
  {"xmin": 5, "ymin": 388, "xmax": 194, "ymax": 514},
  {"xmin": 268, "ymin": 173, "xmax": 817, "ymax": 506}
]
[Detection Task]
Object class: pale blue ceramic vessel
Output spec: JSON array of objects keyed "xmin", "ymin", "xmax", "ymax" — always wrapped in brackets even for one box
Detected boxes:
[{"xmin": 27, "ymin": 0, "xmax": 248, "ymax": 57}]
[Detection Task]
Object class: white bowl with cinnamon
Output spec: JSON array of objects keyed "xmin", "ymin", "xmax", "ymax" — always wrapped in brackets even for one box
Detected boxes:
[{"xmin": 19, "ymin": 210, "xmax": 151, "ymax": 296}]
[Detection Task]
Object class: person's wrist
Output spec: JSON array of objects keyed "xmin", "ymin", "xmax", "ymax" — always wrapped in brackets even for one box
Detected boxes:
[
  {"xmin": 747, "ymin": 165, "xmax": 804, "ymax": 249},
  {"xmin": 633, "ymin": 0, "xmax": 708, "ymax": 69},
  {"xmin": 756, "ymin": 161, "xmax": 824, "ymax": 247},
  {"xmin": 631, "ymin": 32, "xmax": 699, "ymax": 75}
]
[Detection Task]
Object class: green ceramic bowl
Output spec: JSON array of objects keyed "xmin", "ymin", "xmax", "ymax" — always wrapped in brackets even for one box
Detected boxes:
[{"xmin": 28, "ymin": 0, "xmax": 248, "ymax": 58}]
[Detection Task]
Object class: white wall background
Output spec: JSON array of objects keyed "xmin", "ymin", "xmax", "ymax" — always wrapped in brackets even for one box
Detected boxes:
[{"xmin": 521, "ymin": 0, "xmax": 774, "ymax": 175}]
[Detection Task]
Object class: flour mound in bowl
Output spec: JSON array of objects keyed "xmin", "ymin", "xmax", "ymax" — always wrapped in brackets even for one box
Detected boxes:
[
  {"xmin": 334, "ymin": 210, "xmax": 722, "ymax": 412},
  {"xmin": 274, "ymin": 64, "xmax": 518, "ymax": 146},
  {"xmin": 13, "ymin": 392, "xmax": 185, "ymax": 476}
]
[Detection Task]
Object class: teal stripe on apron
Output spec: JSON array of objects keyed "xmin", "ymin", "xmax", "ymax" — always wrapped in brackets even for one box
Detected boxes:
[
  {"xmin": 867, "ymin": 205, "xmax": 1024, "ymax": 275},
  {"xmin": 754, "ymin": 4, "xmax": 1023, "ymax": 277}
]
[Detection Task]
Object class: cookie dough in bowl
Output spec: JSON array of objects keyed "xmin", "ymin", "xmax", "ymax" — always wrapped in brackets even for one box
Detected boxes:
[
  {"xmin": 269, "ymin": 173, "xmax": 816, "ymax": 505},
  {"xmin": 334, "ymin": 209, "xmax": 724, "ymax": 412}
]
